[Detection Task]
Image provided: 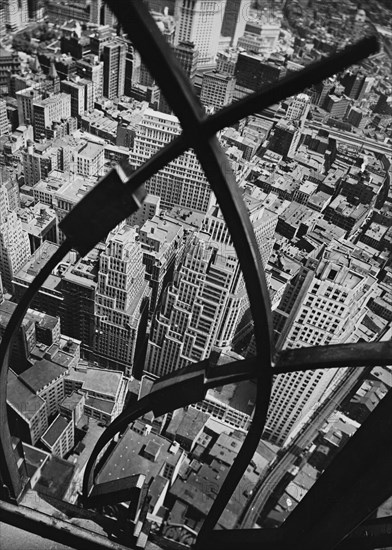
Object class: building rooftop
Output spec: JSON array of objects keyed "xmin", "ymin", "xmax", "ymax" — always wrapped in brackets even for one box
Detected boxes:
[
  {"xmin": 13, "ymin": 241, "xmax": 66, "ymax": 294},
  {"xmin": 166, "ymin": 408, "xmax": 209, "ymax": 444},
  {"xmin": 60, "ymin": 392, "xmax": 84, "ymax": 412},
  {"xmin": 41, "ymin": 415, "xmax": 70, "ymax": 448},
  {"xmin": 22, "ymin": 442, "xmax": 50, "ymax": 478},
  {"xmin": 97, "ymin": 424, "xmax": 183, "ymax": 486},
  {"xmin": 7, "ymin": 370, "xmax": 46, "ymax": 420},
  {"xmin": 34, "ymin": 455, "xmax": 75, "ymax": 500},
  {"xmin": 66, "ymin": 365, "xmax": 123, "ymax": 399},
  {"xmin": 77, "ymin": 141, "xmax": 104, "ymax": 159},
  {"xmin": 85, "ymin": 396, "xmax": 115, "ymax": 415},
  {"xmin": 19, "ymin": 359, "xmax": 67, "ymax": 394}
]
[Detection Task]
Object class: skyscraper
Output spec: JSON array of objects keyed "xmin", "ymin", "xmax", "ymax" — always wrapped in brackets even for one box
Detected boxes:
[
  {"xmin": 103, "ymin": 41, "xmax": 126, "ymax": 100},
  {"xmin": 93, "ymin": 224, "xmax": 150, "ymax": 376},
  {"xmin": 263, "ymin": 241, "xmax": 379, "ymax": 446},
  {"xmin": 221, "ymin": 0, "xmax": 253, "ymax": 47},
  {"xmin": 286, "ymin": 93, "xmax": 311, "ymax": 126},
  {"xmin": 200, "ymin": 71, "xmax": 236, "ymax": 110},
  {"xmin": 129, "ymin": 107, "xmax": 215, "ymax": 213},
  {"xmin": 145, "ymin": 231, "xmax": 248, "ymax": 378},
  {"xmin": 90, "ymin": 0, "xmax": 101, "ymax": 25},
  {"xmin": 0, "ymin": 98, "xmax": 8, "ymax": 136},
  {"xmin": 0, "ymin": 184, "xmax": 30, "ymax": 289},
  {"xmin": 174, "ymin": 0, "xmax": 227, "ymax": 67},
  {"xmin": 173, "ymin": 41, "xmax": 199, "ymax": 83}
]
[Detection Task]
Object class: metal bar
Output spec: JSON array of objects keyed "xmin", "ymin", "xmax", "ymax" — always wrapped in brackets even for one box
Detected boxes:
[
  {"xmin": 274, "ymin": 341, "xmax": 392, "ymax": 374},
  {"xmin": 105, "ymin": 2, "xmax": 274, "ymax": 539}
]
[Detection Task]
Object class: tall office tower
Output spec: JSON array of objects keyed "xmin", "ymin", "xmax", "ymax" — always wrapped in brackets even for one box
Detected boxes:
[
  {"xmin": 286, "ymin": 93, "xmax": 311, "ymax": 127},
  {"xmin": 138, "ymin": 213, "xmax": 185, "ymax": 314},
  {"xmin": 103, "ymin": 41, "xmax": 126, "ymax": 99},
  {"xmin": 90, "ymin": 0, "xmax": 101, "ymax": 25},
  {"xmin": 103, "ymin": 4, "xmax": 117, "ymax": 27},
  {"xmin": 263, "ymin": 241, "xmax": 379, "ymax": 446},
  {"xmin": 145, "ymin": 231, "xmax": 248, "ymax": 378},
  {"xmin": 200, "ymin": 71, "xmax": 236, "ymax": 110},
  {"xmin": 0, "ymin": 272, "xmax": 3, "ymax": 303},
  {"xmin": 0, "ymin": 185, "xmax": 30, "ymax": 289},
  {"xmin": 201, "ymin": 195, "xmax": 277, "ymax": 349},
  {"xmin": 27, "ymin": 0, "xmax": 42, "ymax": 20},
  {"xmin": 94, "ymin": 224, "xmax": 150, "ymax": 376},
  {"xmin": 202, "ymin": 194, "xmax": 277, "ymax": 268},
  {"xmin": 0, "ymin": 3, "xmax": 6, "ymax": 37},
  {"xmin": 268, "ymin": 120, "xmax": 302, "ymax": 159},
  {"xmin": 235, "ymin": 52, "xmax": 281, "ymax": 92},
  {"xmin": 61, "ymin": 246, "xmax": 101, "ymax": 360},
  {"xmin": 174, "ymin": 0, "xmax": 227, "ymax": 67},
  {"xmin": 0, "ymin": 98, "xmax": 8, "ymax": 135},
  {"xmin": 16, "ymin": 87, "xmax": 42, "ymax": 126},
  {"xmin": 5, "ymin": 0, "xmax": 28, "ymax": 31},
  {"xmin": 32, "ymin": 93, "xmax": 71, "ymax": 141},
  {"xmin": 48, "ymin": 62, "xmax": 60, "ymax": 94},
  {"xmin": 221, "ymin": 0, "xmax": 253, "ymax": 47},
  {"xmin": 174, "ymin": 41, "xmax": 199, "ymax": 83},
  {"xmin": 129, "ymin": 108, "xmax": 215, "ymax": 213},
  {"xmin": 60, "ymin": 80, "xmax": 85, "ymax": 119},
  {"xmin": 76, "ymin": 56, "xmax": 103, "ymax": 102}
]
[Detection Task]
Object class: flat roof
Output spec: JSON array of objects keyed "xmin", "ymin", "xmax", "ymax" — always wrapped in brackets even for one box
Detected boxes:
[
  {"xmin": 85, "ymin": 396, "xmax": 115, "ymax": 414},
  {"xmin": 77, "ymin": 141, "xmax": 104, "ymax": 159},
  {"xmin": 35, "ymin": 455, "xmax": 75, "ymax": 500},
  {"xmin": 41, "ymin": 415, "xmax": 70, "ymax": 447},
  {"xmin": 97, "ymin": 424, "xmax": 182, "ymax": 486},
  {"xmin": 20, "ymin": 359, "xmax": 66, "ymax": 393},
  {"xmin": 7, "ymin": 371, "xmax": 46, "ymax": 420},
  {"xmin": 66, "ymin": 366, "xmax": 122, "ymax": 398}
]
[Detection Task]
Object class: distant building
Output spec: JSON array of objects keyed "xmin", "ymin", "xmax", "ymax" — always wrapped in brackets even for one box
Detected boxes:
[
  {"xmin": 129, "ymin": 108, "xmax": 215, "ymax": 212},
  {"xmin": 41, "ymin": 414, "xmax": 74, "ymax": 458},
  {"xmin": 76, "ymin": 141, "xmax": 104, "ymax": 177},
  {"xmin": 76, "ymin": 56, "xmax": 103, "ymax": 102},
  {"xmin": 33, "ymin": 93, "xmax": 71, "ymax": 141},
  {"xmin": 175, "ymin": 0, "xmax": 226, "ymax": 67},
  {"xmin": 103, "ymin": 41, "xmax": 126, "ymax": 99},
  {"xmin": 60, "ymin": 80, "xmax": 86, "ymax": 119},
  {"xmin": 173, "ymin": 41, "xmax": 199, "ymax": 83},
  {"xmin": 200, "ymin": 71, "xmax": 236, "ymax": 110},
  {"xmin": 235, "ymin": 52, "xmax": 281, "ymax": 92},
  {"xmin": 0, "ymin": 186, "xmax": 30, "ymax": 289},
  {"xmin": 221, "ymin": 0, "xmax": 253, "ymax": 47}
]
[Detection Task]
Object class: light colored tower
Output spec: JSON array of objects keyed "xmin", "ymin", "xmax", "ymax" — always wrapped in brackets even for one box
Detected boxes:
[
  {"xmin": 103, "ymin": 3, "xmax": 117, "ymax": 27},
  {"xmin": 0, "ymin": 98, "xmax": 9, "ymax": 136},
  {"xmin": 90, "ymin": 0, "xmax": 101, "ymax": 25},
  {"xmin": 174, "ymin": 0, "xmax": 227, "ymax": 67},
  {"xmin": 145, "ymin": 231, "xmax": 248, "ymax": 378},
  {"xmin": 93, "ymin": 223, "xmax": 150, "ymax": 376},
  {"xmin": 103, "ymin": 41, "xmax": 126, "ymax": 99},
  {"xmin": 286, "ymin": 93, "xmax": 311, "ymax": 128},
  {"xmin": 0, "ymin": 184, "xmax": 30, "ymax": 290},
  {"xmin": 263, "ymin": 240, "xmax": 380, "ymax": 446},
  {"xmin": 129, "ymin": 107, "xmax": 215, "ymax": 213}
]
